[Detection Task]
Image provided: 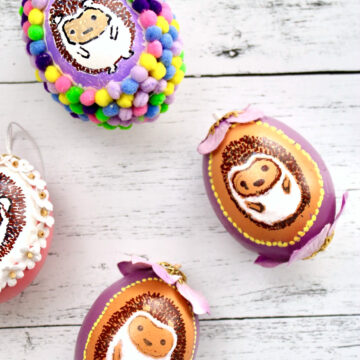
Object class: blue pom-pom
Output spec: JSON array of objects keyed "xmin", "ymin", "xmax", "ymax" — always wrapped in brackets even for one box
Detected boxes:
[
  {"xmin": 145, "ymin": 26, "xmax": 162, "ymax": 42},
  {"xmin": 160, "ymin": 34, "xmax": 173, "ymax": 50},
  {"xmin": 103, "ymin": 103, "xmax": 120, "ymax": 117},
  {"xmin": 64, "ymin": 105, "xmax": 72, "ymax": 113},
  {"xmin": 51, "ymin": 94, "xmax": 60, "ymax": 103},
  {"xmin": 30, "ymin": 40, "xmax": 46, "ymax": 55},
  {"xmin": 160, "ymin": 49, "xmax": 173, "ymax": 67},
  {"xmin": 132, "ymin": 0, "xmax": 149, "ymax": 13},
  {"xmin": 121, "ymin": 78, "xmax": 139, "ymax": 95},
  {"xmin": 79, "ymin": 114, "xmax": 89, "ymax": 122},
  {"xmin": 35, "ymin": 53, "xmax": 53, "ymax": 71},
  {"xmin": 145, "ymin": 105, "xmax": 160, "ymax": 118},
  {"xmin": 164, "ymin": 65, "xmax": 176, "ymax": 80},
  {"xmin": 168, "ymin": 25, "xmax": 179, "ymax": 41},
  {"xmin": 83, "ymin": 104, "xmax": 98, "ymax": 115},
  {"xmin": 149, "ymin": 0, "xmax": 162, "ymax": 14}
]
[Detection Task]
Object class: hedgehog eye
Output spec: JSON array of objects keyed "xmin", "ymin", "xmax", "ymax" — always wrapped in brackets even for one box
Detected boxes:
[
  {"xmin": 70, "ymin": 29, "xmax": 76, "ymax": 35},
  {"xmin": 160, "ymin": 339, "xmax": 166, "ymax": 346},
  {"xmin": 261, "ymin": 165, "xmax": 269, "ymax": 172},
  {"xmin": 137, "ymin": 325, "xmax": 144, "ymax": 331},
  {"xmin": 91, "ymin": 15, "xmax": 97, "ymax": 20}
]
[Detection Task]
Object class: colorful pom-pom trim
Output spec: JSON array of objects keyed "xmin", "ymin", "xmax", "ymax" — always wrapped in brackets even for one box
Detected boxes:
[{"xmin": 20, "ymin": 0, "xmax": 185, "ymax": 130}]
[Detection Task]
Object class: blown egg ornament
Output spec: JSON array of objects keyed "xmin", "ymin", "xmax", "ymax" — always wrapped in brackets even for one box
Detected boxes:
[
  {"xmin": 20, "ymin": 0, "xmax": 185, "ymax": 130},
  {"xmin": 75, "ymin": 258, "xmax": 209, "ymax": 360},
  {"xmin": 0, "ymin": 149, "xmax": 54, "ymax": 302},
  {"xmin": 198, "ymin": 108, "xmax": 347, "ymax": 267}
]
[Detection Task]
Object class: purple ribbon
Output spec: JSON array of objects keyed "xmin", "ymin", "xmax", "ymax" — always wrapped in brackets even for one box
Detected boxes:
[{"xmin": 118, "ymin": 257, "xmax": 210, "ymax": 315}]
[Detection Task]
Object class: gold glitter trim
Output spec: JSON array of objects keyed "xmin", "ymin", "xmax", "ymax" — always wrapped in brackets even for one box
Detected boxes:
[
  {"xmin": 208, "ymin": 120, "xmax": 324, "ymax": 247},
  {"xmin": 304, "ymin": 232, "xmax": 335, "ymax": 260}
]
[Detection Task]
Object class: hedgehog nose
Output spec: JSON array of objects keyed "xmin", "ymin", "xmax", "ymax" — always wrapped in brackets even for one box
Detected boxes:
[
  {"xmin": 253, "ymin": 179, "xmax": 265, "ymax": 187},
  {"xmin": 83, "ymin": 27, "xmax": 93, "ymax": 35},
  {"xmin": 143, "ymin": 338, "xmax": 152, "ymax": 346}
]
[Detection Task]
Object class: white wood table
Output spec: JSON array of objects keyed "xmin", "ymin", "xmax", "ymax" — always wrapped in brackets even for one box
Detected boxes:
[{"xmin": 0, "ymin": 1, "xmax": 360, "ymax": 359}]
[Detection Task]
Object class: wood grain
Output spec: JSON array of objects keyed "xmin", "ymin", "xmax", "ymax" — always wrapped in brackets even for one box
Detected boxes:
[
  {"xmin": 1, "ymin": 0, "xmax": 360, "ymax": 82},
  {"xmin": 0, "ymin": 75, "xmax": 358, "ymax": 330},
  {"xmin": 1, "ymin": 316, "xmax": 359, "ymax": 360}
]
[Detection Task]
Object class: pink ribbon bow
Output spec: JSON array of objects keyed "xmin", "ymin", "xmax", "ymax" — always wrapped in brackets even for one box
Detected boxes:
[{"xmin": 118, "ymin": 257, "xmax": 210, "ymax": 315}]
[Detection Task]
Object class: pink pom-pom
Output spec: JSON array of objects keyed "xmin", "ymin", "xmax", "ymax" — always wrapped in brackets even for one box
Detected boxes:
[
  {"xmin": 55, "ymin": 76, "xmax": 72, "ymax": 93},
  {"xmin": 139, "ymin": 10, "xmax": 157, "ymax": 28},
  {"xmin": 88, "ymin": 114, "xmax": 101, "ymax": 124},
  {"xmin": 80, "ymin": 89, "xmax": 96, "ymax": 106},
  {"xmin": 32, "ymin": 0, "xmax": 48, "ymax": 9},
  {"xmin": 23, "ymin": 21, "xmax": 31, "ymax": 36},
  {"xmin": 133, "ymin": 105, "xmax": 148, "ymax": 117},
  {"xmin": 160, "ymin": 8, "xmax": 172, "ymax": 23},
  {"xmin": 119, "ymin": 108, "xmax": 133, "ymax": 121},
  {"xmin": 23, "ymin": 1, "xmax": 33, "ymax": 16},
  {"xmin": 147, "ymin": 40, "xmax": 163, "ymax": 58}
]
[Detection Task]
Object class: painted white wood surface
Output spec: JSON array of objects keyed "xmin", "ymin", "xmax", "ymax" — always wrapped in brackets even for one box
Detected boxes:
[
  {"xmin": 0, "ymin": 0, "xmax": 360, "ymax": 359},
  {"xmin": 1, "ymin": 0, "xmax": 360, "ymax": 83}
]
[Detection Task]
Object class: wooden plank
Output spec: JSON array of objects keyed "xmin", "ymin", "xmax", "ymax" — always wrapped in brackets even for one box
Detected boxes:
[
  {"xmin": 1, "ymin": 316, "xmax": 359, "ymax": 359},
  {"xmin": 0, "ymin": 75, "xmax": 359, "ymax": 327},
  {"xmin": 1, "ymin": 0, "xmax": 360, "ymax": 82}
]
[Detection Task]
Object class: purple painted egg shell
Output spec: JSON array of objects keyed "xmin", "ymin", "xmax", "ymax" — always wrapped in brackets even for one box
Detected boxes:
[
  {"xmin": 75, "ymin": 268, "xmax": 200, "ymax": 360},
  {"xmin": 202, "ymin": 113, "xmax": 336, "ymax": 264}
]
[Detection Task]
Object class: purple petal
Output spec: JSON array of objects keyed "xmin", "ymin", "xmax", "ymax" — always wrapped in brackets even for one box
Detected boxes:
[
  {"xmin": 197, "ymin": 107, "xmax": 265, "ymax": 155},
  {"xmin": 288, "ymin": 225, "xmax": 331, "ymax": 264},
  {"xmin": 177, "ymin": 282, "xmax": 210, "ymax": 315},
  {"xmin": 254, "ymin": 255, "xmax": 286, "ymax": 268},
  {"xmin": 118, "ymin": 256, "xmax": 153, "ymax": 276},
  {"xmin": 152, "ymin": 264, "xmax": 180, "ymax": 285},
  {"xmin": 329, "ymin": 192, "xmax": 348, "ymax": 235}
]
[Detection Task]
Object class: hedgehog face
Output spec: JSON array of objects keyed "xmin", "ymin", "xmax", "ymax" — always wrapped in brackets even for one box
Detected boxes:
[
  {"xmin": 128, "ymin": 315, "xmax": 175, "ymax": 358},
  {"xmin": 63, "ymin": 8, "xmax": 110, "ymax": 45},
  {"xmin": 231, "ymin": 158, "xmax": 281, "ymax": 198}
]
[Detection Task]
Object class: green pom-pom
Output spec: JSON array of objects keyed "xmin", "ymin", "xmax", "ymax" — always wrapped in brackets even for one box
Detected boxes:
[
  {"xmin": 137, "ymin": 116, "xmax": 145, "ymax": 122},
  {"xmin": 69, "ymin": 103, "xmax": 84, "ymax": 115},
  {"xmin": 119, "ymin": 124, "xmax": 133, "ymax": 130},
  {"xmin": 66, "ymin": 87, "xmax": 84, "ymax": 104},
  {"xmin": 95, "ymin": 108, "xmax": 110, "ymax": 122},
  {"xmin": 28, "ymin": 25, "xmax": 44, "ymax": 41},
  {"xmin": 160, "ymin": 103, "xmax": 169, "ymax": 113},
  {"xmin": 180, "ymin": 63, "xmax": 186, "ymax": 73},
  {"xmin": 19, "ymin": 7, "xmax": 24, "ymax": 16},
  {"xmin": 150, "ymin": 93, "xmax": 166, "ymax": 106},
  {"xmin": 99, "ymin": 122, "xmax": 116, "ymax": 130},
  {"xmin": 180, "ymin": 51, "xmax": 185, "ymax": 60}
]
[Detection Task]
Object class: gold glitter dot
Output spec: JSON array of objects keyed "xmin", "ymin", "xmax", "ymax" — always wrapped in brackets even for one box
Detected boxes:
[
  {"xmin": 9, "ymin": 271, "xmax": 16, "ymax": 279},
  {"xmin": 39, "ymin": 191, "xmax": 46, "ymax": 199},
  {"xmin": 38, "ymin": 230, "xmax": 45, "ymax": 238},
  {"xmin": 27, "ymin": 252, "xmax": 33, "ymax": 259},
  {"xmin": 41, "ymin": 208, "xmax": 48, "ymax": 217},
  {"xmin": 12, "ymin": 160, "xmax": 19, "ymax": 168},
  {"xmin": 28, "ymin": 173, "xmax": 35, "ymax": 179}
]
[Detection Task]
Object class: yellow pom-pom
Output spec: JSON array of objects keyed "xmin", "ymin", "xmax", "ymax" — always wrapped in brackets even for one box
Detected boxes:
[
  {"xmin": 139, "ymin": 53, "xmax": 157, "ymax": 71},
  {"xmin": 164, "ymin": 82, "xmax": 174, "ymax": 96},
  {"xmin": 171, "ymin": 56, "xmax": 182, "ymax": 69},
  {"xmin": 45, "ymin": 65, "xmax": 60, "ymax": 83},
  {"xmin": 117, "ymin": 94, "xmax": 134, "ymax": 108},
  {"xmin": 59, "ymin": 93, "xmax": 70, "ymax": 105},
  {"xmin": 170, "ymin": 70, "xmax": 185, "ymax": 85},
  {"xmin": 34, "ymin": 69, "xmax": 42, "ymax": 82},
  {"xmin": 171, "ymin": 19, "xmax": 180, "ymax": 32},
  {"xmin": 157, "ymin": 16, "xmax": 169, "ymax": 33},
  {"xmin": 150, "ymin": 62, "xmax": 166, "ymax": 80},
  {"xmin": 28, "ymin": 9, "xmax": 44, "ymax": 25},
  {"xmin": 95, "ymin": 89, "xmax": 112, "ymax": 107}
]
